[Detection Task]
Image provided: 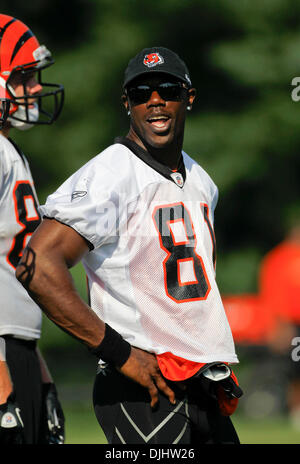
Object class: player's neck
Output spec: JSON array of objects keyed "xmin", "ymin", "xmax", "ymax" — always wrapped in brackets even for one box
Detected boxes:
[
  {"xmin": 0, "ymin": 125, "xmax": 11, "ymax": 138},
  {"xmin": 147, "ymin": 144, "xmax": 182, "ymax": 171},
  {"xmin": 126, "ymin": 132, "xmax": 183, "ymax": 171}
]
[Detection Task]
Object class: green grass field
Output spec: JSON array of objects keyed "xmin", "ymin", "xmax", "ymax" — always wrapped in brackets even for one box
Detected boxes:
[
  {"xmin": 62, "ymin": 399, "xmax": 300, "ymax": 444},
  {"xmin": 232, "ymin": 416, "xmax": 300, "ymax": 444},
  {"xmin": 64, "ymin": 403, "xmax": 107, "ymax": 444}
]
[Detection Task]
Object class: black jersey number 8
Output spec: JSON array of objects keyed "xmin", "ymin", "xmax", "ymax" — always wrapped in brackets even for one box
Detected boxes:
[
  {"xmin": 7, "ymin": 180, "xmax": 41, "ymax": 269},
  {"xmin": 153, "ymin": 202, "xmax": 211, "ymax": 303}
]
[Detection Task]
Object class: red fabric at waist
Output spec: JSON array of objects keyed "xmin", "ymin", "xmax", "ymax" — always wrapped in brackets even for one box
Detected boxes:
[{"xmin": 156, "ymin": 352, "xmax": 207, "ymax": 381}]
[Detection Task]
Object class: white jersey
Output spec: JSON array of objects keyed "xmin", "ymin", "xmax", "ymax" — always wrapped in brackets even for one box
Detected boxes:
[
  {"xmin": 40, "ymin": 138, "xmax": 238, "ymax": 364},
  {"xmin": 0, "ymin": 134, "xmax": 42, "ymax": 339}
]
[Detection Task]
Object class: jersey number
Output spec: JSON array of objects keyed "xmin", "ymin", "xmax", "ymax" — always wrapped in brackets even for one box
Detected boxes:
[
  {"xmin": 7, "ymin": 181, "xmax": 41, "ymax": 269},
  {"xmin": 153, "ymin": 202, "xmax": 211, "ymax": 303}
]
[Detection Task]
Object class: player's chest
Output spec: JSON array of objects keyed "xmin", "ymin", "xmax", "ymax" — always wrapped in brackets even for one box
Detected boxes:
[{"xmin": 125, "ymin": 181, "xmax": 215, "ymax": 255}]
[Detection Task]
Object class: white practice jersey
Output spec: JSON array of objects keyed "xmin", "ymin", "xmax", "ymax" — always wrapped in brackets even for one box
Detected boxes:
[
  {"xmin": 0, "ymin": 135, "xmax": 42, "ymax": 339},
  {"xmin": 40, "ymin": 138, "xmax": 238, "ymax": 363}
]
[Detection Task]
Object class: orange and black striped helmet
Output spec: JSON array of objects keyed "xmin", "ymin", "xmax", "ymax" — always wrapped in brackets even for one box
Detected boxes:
[{"xmin": 0, "ymin": 14, "xmax": 64, "ymax": 126}]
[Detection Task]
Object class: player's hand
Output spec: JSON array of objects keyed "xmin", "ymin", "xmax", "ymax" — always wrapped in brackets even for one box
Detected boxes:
[
  {"xmin": 118, "ymin": 347, "xmax": 176, "ymax": 408},
  {"xmin": 0, "ymin": 392, "xmax": 25, "ymax": 444},
  {"xmin": 40, "ymin": 383, "xmax": 65, "ymax": 444}
]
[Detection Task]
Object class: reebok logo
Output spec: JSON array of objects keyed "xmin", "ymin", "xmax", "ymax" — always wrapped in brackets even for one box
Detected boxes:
[{"xmin": 71, "ymin": 191, "xmax": 87, "ymax": 201}]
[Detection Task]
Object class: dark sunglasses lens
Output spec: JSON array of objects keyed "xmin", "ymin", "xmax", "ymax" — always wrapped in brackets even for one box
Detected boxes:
[
  {"xmin": 127, "ymin": 86, "xmax": 151, "ymax": 105},
  {"xmin": 127, "ymin": 82, "xmax": 186, "ymax": 105},
  {"xmin": 157, "ymin": 83, "xmax": 184, "ymax": 101}
]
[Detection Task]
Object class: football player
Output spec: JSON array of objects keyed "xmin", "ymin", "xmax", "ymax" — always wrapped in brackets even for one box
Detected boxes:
[
  {"xmin": 16, "ymin": 47, "xmax": 241, "ymax": 444},
  {"xmin": 0, "ymin": 14, "xmax": 64, "ymax": 444}
]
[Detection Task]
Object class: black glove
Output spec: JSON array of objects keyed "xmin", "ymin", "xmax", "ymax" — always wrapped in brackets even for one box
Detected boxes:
[
  {"xmin": 40, "ymin": 383, "xmax": 65, "ymax": 444},
  {"xmin": 0, "ymin": 392, "xmax": 25, "ymax": 444}
]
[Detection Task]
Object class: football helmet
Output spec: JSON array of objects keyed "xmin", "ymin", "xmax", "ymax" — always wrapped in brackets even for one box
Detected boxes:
[{"xmin": 0, "ymin": 14, "xmax": 64, "ymax": 129}]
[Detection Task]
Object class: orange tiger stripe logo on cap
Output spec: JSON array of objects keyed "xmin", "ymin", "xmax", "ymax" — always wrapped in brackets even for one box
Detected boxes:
[{"xmin": 143, "ymin": 52, "xmax": 164, "ymax": 68}]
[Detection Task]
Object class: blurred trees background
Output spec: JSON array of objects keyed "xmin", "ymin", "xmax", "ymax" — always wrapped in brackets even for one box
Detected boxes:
[{"xmin": 2, "ymin": 1, "xmax": 299, "ymax": 352}]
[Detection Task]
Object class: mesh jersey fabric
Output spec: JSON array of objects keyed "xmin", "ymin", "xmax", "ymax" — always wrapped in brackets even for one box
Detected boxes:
[
  {"xmin": 40, "ymin": 141, "xmax": 238, "ymax": 364},
  {"xmin": 0, "ymin": 134, "xmax": 42, "ymax": 339}
]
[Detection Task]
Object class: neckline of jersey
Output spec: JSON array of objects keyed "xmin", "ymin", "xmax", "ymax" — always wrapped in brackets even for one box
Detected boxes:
[
  {"xmin": 8, "ymin": 137, "xmax": 27, "ymax": 167},
  {"xmin": 114, "ymin": 136, "xmax": 186, "ymax": 187}
]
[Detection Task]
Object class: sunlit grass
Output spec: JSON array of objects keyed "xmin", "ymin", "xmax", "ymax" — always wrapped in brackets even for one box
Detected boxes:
[{"xmin": 62, "ymin": 398, "xmax": 300, "ymax": 445}]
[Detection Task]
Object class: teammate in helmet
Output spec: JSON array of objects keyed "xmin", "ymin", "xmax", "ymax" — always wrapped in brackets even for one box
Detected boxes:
[
  {"xmin": 0, "ymin": 15, "xmax": 63, "ymax": 130},
  {"xmin": 16, "ymin": 47, "xmax": 241, "ymax": 444},
  {"xmin": 0, "ymin": 14, "xmax": 64, "ymax": 444}
]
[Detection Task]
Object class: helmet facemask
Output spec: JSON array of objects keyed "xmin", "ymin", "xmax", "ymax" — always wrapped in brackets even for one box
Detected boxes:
[
  {"xmin": 0, "ymin": 14, "xmax": 64, "ymax": 130},
  {"xmin": 6, "ymin": 57, "xmax": 64, "ymax": 129}
]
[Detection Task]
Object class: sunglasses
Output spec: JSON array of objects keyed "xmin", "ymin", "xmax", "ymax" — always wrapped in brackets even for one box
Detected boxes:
[{"xmin": 126, "ymin": 82, "xmax": 188, "ymax": 106}]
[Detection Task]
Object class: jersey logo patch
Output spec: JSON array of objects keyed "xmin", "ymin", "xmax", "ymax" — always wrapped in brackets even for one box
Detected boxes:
[
  {"xmin": 71, "ymin": 190, "xmax": 87, "ymax": 201},
  {"xmin": 1, "ymin": 412, "xmax": 18, "ymax": 428},
  {"xmin": 170, "ymin": 172, "xmax": 184, "ymax": 188},
  {"xmin": 143, "ymin": 52, "xmax": 164, "ymax": 68}
]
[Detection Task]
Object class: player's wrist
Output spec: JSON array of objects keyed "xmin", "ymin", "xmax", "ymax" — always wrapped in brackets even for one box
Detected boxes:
[{"xmin": 89, "ymin": 324, "xmax": 131, "ymax": 368}]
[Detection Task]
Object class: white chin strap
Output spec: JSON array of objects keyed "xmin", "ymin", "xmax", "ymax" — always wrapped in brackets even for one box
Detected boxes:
[{"xmin": 9, "ymin": 102, "xmax": 40, "ymax": 131}]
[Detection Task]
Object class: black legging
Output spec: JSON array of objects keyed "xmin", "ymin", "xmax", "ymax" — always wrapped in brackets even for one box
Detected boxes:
[
  {"xmin": 93, "ymin": 364, "xmax": 240, "ymax": 444},
  {"xmin": 4, "ymin": 336, "xmax": 43, "ymax": 444}
]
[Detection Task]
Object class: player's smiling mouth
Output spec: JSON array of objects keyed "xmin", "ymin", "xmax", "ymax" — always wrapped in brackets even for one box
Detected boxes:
[{"xmin": 147, "ymin": 114, "xmax": 171, "ymax": 132}]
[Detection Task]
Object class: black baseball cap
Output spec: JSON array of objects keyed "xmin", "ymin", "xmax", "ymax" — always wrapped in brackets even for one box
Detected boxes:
[{"xmin": 123, "ymin": 47, "xmax": 192, "ymax": 89}]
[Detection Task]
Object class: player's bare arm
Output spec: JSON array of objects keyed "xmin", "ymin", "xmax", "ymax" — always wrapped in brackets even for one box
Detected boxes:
[
  {"xmin": 16, "ymin": 218, "xmax": 175, "ymax": 407},
  {"xmin": 16, "ymin": 218, "xmax": 103, "ymax": 347},
  {"xmin": 0, "ymin": 362, "xmax": 13, "ymax": 404}
]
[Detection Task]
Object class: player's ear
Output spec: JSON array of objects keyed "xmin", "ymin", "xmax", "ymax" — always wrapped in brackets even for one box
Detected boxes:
[
  {"xmin": 187, "ymin": 88, "xmax": 196, "ymax": 111},
  {"xmin": 121, "ymin": 94, "xmax": 129, "ymax": 114}
]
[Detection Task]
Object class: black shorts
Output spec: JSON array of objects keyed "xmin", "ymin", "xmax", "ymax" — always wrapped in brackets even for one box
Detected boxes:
[
  {"xmin": 93, "ymin": 364, "xmax": 240, "ymax": 445},
  {"xmin": 4, "ymin": 336, "xmax": 43, "ymax": 444}
]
